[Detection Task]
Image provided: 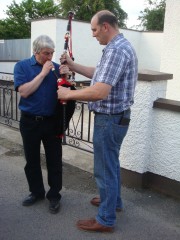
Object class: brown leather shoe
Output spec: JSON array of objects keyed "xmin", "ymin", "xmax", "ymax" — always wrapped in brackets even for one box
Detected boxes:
[
  {"xmin": 76, "ymin": 218, "xmax": 114, "ymax": 232},
  {"xmin": 90, "ymin": 196, "xmax": 122, "ymax": 212}
]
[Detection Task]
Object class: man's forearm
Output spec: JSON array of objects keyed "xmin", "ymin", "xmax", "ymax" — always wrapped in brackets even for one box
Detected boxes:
[
  {"xmin": 18, "ymin": 72, "xmax": 45, "ymax": 98},
  {"xmin": 71, "ymin": 63, "xmax": 95, "ymax": 79},
  {"xmin": 58, "ymin": 82, "xmax": 112, "ymax": 102}
]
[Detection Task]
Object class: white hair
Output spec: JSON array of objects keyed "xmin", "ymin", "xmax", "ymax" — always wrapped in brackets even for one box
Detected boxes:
[{"xmin": 33, "ymin": 35, "xmax": 55, "ymax": 54}]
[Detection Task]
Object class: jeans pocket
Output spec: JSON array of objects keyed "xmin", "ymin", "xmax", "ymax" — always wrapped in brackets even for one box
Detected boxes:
[{"xmin": 112, "ymin": 122, "xmax": 129, "ymax": 146}]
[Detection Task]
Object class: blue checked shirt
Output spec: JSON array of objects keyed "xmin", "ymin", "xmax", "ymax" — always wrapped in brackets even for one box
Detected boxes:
[{"xmin": 88, "ymin": 33, "xmax": 138, "ymax": 114}]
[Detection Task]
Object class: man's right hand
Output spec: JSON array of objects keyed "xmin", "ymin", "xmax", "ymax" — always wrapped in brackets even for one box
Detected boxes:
[
  {"xmin": 60, "ymin": 53, "xmax": 74, "ymax": 69},
  {"xmin": 41, "ymin": 61, "xmax": 54, "ymax": 77},
  {"xmin": 59, "ymin": 65, "xmax": 70, "ymax": 75}
]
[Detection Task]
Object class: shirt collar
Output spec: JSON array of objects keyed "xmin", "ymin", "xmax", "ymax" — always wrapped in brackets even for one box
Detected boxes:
[
  {"xmin": 30, "ymin": 55, "xmax": 41, "ymax": 66},
  {"xmin": 103, "ymin": 33, "xmax": 124, "ymax": 52}
]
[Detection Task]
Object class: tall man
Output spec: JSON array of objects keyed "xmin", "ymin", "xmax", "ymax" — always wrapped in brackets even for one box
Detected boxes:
[
  {"xmin": 58, "ymin": 10, "xmax": 138, "ymax": 232},
  {"xmin": 14, "ymin": 35, "xmax": 67, "ymax": 214}
]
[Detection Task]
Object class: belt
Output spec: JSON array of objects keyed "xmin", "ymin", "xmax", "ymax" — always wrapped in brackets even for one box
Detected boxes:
[
  {"xmin": 94, "ymin": 109, "xmax": 130, "ymax": 115},
  {"xmin": 21, "ymin": 112, "xmax": 55, "ymax": 121}
]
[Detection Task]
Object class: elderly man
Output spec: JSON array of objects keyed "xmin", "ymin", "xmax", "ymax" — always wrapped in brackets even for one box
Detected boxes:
[{"xmin": 14, "ymin": 35, "xmax": 68, "ymax": 214}]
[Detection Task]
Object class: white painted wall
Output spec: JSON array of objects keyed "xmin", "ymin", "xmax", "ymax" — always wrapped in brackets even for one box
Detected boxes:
[
  {"xmin": 31, "ymin": 18, "xmax": 104, "ymax": 81},
  {"xmin": 150, "ymin": 109, "xmax": 180, "ymax": 181},
  {"xmin": 138, "ymin": 32, "xmax": 163, "ymax": 71},
  {"xmin": 31, "ymin": 13, "xmax": 177, "ymax": 100},
  {"xmin": 120, "ymin": 76, "xmax": 180, "ymax": 182},
  {"xmin": 0, "ymin": 62, "xmax": 17, "ymax": 76},
  {"xmin": 160, "ymin": 0, "xmax": 180, "ymax": 101},
  {"xmin": 121, "ymin": 79, "xmax": 167, "ymax": 173},
  {"xmin": 31, "ymin": 19, "xmax": 163, "ymax": 81},
  {"xmin": 2, "ymin": 0, "xmax": 180, "ymax": 99}
]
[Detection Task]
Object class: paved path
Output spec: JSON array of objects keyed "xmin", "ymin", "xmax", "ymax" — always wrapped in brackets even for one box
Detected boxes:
[{"xmin": 0, "ymin": 124, "xmax": 180, "ymax": 240}]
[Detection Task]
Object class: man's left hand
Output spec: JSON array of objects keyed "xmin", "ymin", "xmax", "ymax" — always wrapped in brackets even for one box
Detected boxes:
[{"xmin": 57, "ymin": 86, "xmax": 71, "ymax": 100}]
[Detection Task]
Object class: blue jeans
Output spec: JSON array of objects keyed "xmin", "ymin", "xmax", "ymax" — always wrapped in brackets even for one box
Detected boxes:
[{"xmin": 93, "ymin": 109, "xmax": 130, "ymax": 227}]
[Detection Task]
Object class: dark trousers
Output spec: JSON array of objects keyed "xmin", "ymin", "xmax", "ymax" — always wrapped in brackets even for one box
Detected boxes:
[{"xmin": 20, "ymin": 114, "xmax": 62, "ymax": 200}]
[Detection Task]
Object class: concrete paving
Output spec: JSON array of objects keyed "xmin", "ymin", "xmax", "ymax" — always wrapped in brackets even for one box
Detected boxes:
[{"xmin": 0, "ymin": 124, "xmax": 180, "ymax": 240}]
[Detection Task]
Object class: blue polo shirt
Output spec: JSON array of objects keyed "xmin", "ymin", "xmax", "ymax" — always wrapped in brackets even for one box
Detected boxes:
[{"xmin": 14, "ymin": 55, "xmax": 60, "ymax": 116}]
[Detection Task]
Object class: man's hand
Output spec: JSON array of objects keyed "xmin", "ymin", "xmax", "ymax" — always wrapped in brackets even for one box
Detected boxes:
[
  {"xmin": 41, "ymin": 61, "xmax": 54, "ymax": 77},
  {"xmin": 57, "ymin": 86, "xmax": 71, "ymax": 100},
  {"xmin": 60, "ymin": 53, "xmax": 74, "ymax": 69},
  {"xmin": 59, "ymin": 65, "xmax": 70, "ymax": 75}
]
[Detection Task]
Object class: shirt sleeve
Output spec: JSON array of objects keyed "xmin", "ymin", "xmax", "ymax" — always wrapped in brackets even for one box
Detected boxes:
[
  {"xmin": 97, "ymin": 48, "xmax": 130, "ymax": 87},
  {"xmin": 14, "ymin": 61, "xmax": 28, "ymax": 91}
]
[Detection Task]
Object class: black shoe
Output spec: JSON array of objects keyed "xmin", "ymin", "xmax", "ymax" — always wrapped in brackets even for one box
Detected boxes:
[
  {"xmin": 22, "ymin": 194, "xmax": 45, "ymax": 206},
  {"xmin": 49, "ymin": 199, "xmax": 60, "ymax": 214}
]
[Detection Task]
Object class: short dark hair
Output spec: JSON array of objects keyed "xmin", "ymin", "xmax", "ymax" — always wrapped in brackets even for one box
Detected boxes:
[{"xmin": 95, "ymin": 10, "xmax": 118, "ymax": 28}]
